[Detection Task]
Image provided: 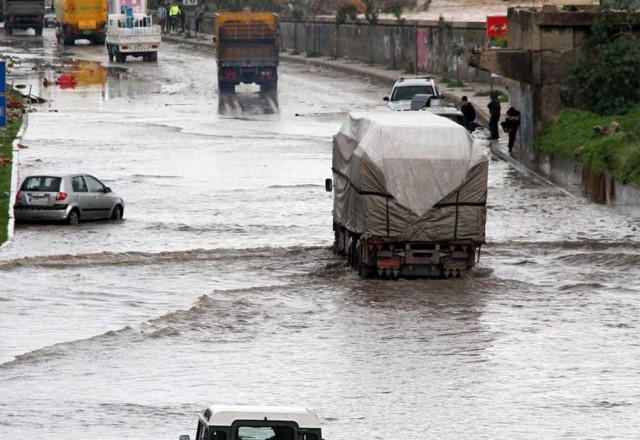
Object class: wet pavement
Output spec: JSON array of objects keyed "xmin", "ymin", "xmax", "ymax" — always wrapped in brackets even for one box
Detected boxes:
[{"xmin": 1, "ymin": 26, "xmax": 640, "ymax": 440}]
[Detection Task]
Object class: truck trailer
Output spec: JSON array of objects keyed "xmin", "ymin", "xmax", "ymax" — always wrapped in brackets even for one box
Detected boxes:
[
  {"xmin": 54, "ymin": 0, "xmax": 108, "ymax": 45},
  {"xmin": 327, "ymin": 112, "xmax": 489, "ymax": 279},
  {"xmin": 2, "ymin": 0, "xmax": 45, "ymax": 35},
  {"xmin": 213, "ymin": 12, "xmax": 279, "ymax": 93}
]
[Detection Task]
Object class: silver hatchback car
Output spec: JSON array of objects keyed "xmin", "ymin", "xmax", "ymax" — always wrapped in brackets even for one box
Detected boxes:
[{"xmin": 13, "ymin": 173, "xmax": 124, "ymax": 225}]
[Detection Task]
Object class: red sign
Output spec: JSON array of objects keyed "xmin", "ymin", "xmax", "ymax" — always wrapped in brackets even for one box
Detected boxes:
[{"xmin": 487, "ymin": 16, "xmax": 508, "ymax": 39}]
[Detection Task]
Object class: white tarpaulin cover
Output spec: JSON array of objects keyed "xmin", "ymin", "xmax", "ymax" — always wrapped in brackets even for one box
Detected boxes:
[{"xmin": 332, "ymin": 111, "xmax": 489, "ymax": 242}]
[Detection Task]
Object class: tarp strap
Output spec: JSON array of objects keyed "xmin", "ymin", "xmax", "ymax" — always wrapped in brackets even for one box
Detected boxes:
[
  {"xmin": 453, "ymin": 191, "xmax": 460, "ymax": 239},
  {"xmin": 386, "ymin": 198, "xmax": 390, "ymax": 237},
  {"xmin": 332, "ymin": 168, "xmax": 393, "ymax": 199},
  {"xmin": 434, "ymin": 201, "xmax": 486, "ymax": 208}
]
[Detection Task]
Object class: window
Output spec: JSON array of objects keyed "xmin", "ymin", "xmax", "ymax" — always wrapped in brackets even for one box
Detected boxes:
[
  {"xmin": 392, "ymin": 85, "xmax": 435, "ymax": 101},
  {"xmin": 85, "ymin": 175, "xmax": 106, "ymax": 193},
  {"xmin": 22, "ymin": 176, "xmax": 61, "ymax": 192},
  {"xmin": 72, "ymin": 176, "xmax": 88, "ymax": 193},
  {"xmin": 236, "ymin": 426, "xmax": 294, "ymax": 440}
]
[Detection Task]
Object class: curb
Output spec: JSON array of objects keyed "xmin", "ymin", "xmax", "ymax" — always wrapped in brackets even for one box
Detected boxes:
[{"xmin": 1, "ymin": 109, "xmax": 28, "ymax": 249}]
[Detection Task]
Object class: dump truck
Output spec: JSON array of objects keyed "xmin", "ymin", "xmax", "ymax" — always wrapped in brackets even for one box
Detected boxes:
[
  {"xmin": 2, "ymin": 0, "xmax": 45, "ymax": 35},
  {"xmin": 326, "ymin": 112, "xmax": 489, "ymax": 279},
  {"xmin": 54, "ymin": 0, "xmax": 108, "ymax": 45},
  {"xmin": 179, "ymin": 405, "xmax": 323, "ymax": 440},
  {"xmin": 213, "ymin": 12, "xmax": 279, "ymax": 93},
  {"xmin": 105, "ymin": 0, "xmax": 160, "ymax": 62}
]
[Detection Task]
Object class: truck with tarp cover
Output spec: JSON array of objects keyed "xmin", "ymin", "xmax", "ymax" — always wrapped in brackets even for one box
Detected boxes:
[
  {"xmin": 213, "ymin": 12, "xmax": 279, "ymax": 93},
  {"xmin": 326, "ymin": 112, "xmax": 489, "ymax": 279}
]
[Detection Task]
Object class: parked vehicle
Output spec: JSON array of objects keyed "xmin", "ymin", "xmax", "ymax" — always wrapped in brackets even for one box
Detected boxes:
[
  {"xmin": 105, "ymin": 0, "xmax": 160, "ymax": 62},
  {"xmin": 327, "ymin": 112, "xmax": 489, "ymax": 279},
  {"xmin": 43, "ymin": 5, "xmax": 56, "ymax": 26},
  {"xmin": 383, "ymin": 76, "xmax": 441, "ymax": 111},
  {"xmin": 410, "ymin": 94, "xmax": 467, "ymax": 127},
  {"xmin": 54, "ymin": 0, "xmax": 108, "ymax": 45},
  {"xmin": 179, "ymin": 405, "xmax": 322, "ymax": 440},
  {"xmin": 213, "ymin": 12, "xmax": 280, "ymax": 93},
  {"xmin": 13, "ymin": 173, "xmax": 124, "ymax": 225},
  {"xmin": 2, "ymin": 0, "xmax": 45, "ymax": 35}
]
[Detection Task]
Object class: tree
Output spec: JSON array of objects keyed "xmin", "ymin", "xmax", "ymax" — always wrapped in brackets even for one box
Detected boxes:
[
  {"xmin": 568, "ymin": 0, "xmax": 640, "ymax": 115},
  {"xmin": 382, "ymin": 0, "xmax": 411, "ymax": 24},
  {"xmin": 363, "ymin": 0, "xmax": 381, "ymax": 24}
]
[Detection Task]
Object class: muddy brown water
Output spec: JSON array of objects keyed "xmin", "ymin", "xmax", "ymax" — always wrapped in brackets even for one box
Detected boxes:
[{"xmin": 1, "ymin": 28, "xmax": 640, "ymax": 440}]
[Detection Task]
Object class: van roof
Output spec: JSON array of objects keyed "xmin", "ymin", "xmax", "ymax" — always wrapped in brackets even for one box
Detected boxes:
[{"xmin": 201, "ymin": 405, "xmax": 322, "ymax": 428}]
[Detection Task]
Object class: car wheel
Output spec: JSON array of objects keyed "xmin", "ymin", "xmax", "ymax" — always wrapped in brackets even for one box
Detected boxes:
[
  {"xmin": 111, "ymin": 205, "xmax": 123, "ymax": 220},
  {"xmin": 67, "ymin": 209, "xmax": 80, "ymax": 226}
]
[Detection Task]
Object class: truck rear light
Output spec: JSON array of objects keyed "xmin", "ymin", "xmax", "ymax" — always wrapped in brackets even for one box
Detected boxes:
[
  {"xmin": 122, "ymin": 45, "xmax": 128, "ymax": 49},
  {"xmin": 259, "ymin": 70, "xmax": 273, "ymax": 79},
  {"xmin": 56, "ymin": 192, "xmax": 68, "ymax": 201},
  {"xmin": 224, "ymin": 70, "xmax": 238, "ymax": 80}
]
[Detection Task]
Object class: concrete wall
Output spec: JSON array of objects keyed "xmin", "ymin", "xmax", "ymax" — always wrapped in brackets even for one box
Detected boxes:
[{"xmin": 280, "ymin": 19, "xmax": 493, "ymax": 83}]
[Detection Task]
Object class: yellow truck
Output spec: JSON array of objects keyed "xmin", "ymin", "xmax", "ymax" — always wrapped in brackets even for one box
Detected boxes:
[
  {"xmin": 214, "ymin": 12, "xmax": 279, "ymax": 93},
  {"xmin": 54, "ymin": 0, "xmax": 108, "ymax": 45}
]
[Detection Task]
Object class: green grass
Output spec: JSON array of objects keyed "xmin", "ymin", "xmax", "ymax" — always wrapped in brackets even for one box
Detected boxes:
[
  {"xmin": 0, "ymin": 120, "xmax": 20, "ymax": 246},
  {"xmin": 441, "ymin": 76, "xmax": 466, "ymax": 88},
  {"xmin": 536, "ymin": 106, "xmax": 640, "ymax": 186},
  {"xmin": 0, "ymin": 88, "xmax": 23, "ymax": 246},
  {"xmin": 474, "ymin": 89, "xmax": 508, "ymax": 102}
]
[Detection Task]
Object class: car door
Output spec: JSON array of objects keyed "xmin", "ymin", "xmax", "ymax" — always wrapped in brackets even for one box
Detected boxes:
[
  {"xmin": 84, "ymin": 175, "xmax": 113, "ymax": 219},
  {"xmin": 70, "ymin": 175, "xmax": 93, "ymax": 219}
]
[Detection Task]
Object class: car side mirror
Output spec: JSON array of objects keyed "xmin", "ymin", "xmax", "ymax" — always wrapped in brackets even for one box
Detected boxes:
[
  {"xmin": 383, "ymin": 96, "xmax": 389, "ymax": 101},
  {"xmin": 325, "ymin": 178, "xmax": 333, "ymax": 193},
  {"xmin": 179, "ymin": 436, "xmax": 191, "ymax": 440},
  {"xmin": 105, "ymin": 187, "xmax": 112, "ymax": 193}
]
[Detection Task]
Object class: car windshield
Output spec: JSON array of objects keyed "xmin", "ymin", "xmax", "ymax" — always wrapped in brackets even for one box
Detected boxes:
[
  {"xmin": 391, "ymin": 85, "xmax": 435, "ymax": 101},
  {"xmin": 21, "ymin": 176, "xmax": 61, "ymax": 192}
]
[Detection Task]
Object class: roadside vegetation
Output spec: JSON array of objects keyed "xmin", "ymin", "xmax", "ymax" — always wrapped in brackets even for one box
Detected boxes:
[
  {"xmin": 0, "ymin": 112, "xmax": 20, "ymax": 246},
  {"xmin": 536, "ymin": 0, "xmax": 640, "ymax": 187}
]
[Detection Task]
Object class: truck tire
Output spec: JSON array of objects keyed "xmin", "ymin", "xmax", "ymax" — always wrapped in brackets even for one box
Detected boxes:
[
  {"xmin": 35, "ymin": 26, "xmax": 43, "ymax": 36},
  {"xmin": 219, "ymin": 82, "xmax": 235, "ymax": 93},
  {"xmin": 116, "ymin": 51, "xmax": 126, "ymax": 62},
  {"xmin": 356, "ymin": 240, "xmax": 376, "ymax": 279},
  {"xmin": 6, "ymin": 26, "xmax": 12, "ymax": 36},
  {"xmin": 260, "ymin": 82, "xmax": 277, "ymax": 94},
  {"xmin": 63, "ymin": 35, "xmax": 75, "ymax": 46}
]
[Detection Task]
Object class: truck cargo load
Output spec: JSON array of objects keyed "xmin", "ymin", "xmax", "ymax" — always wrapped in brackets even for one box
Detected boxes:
[
  {"xmin": 213, "ymin": 12, "xmax": 279, "ymax": 93},
  {"xmin": 328, "ymin": 111, "xmax": 489, "ymax": 278}
]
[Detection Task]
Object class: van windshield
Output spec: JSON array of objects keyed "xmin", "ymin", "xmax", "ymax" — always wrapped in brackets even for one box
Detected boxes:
[{"xmin": 391, "ymin": 85, "xmax": 435, "ymax": 101}]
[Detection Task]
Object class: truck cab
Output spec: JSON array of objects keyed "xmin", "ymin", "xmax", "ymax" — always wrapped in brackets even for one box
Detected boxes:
[{"xmin": 180, "ymin": 405, "xmax": 323, "ymax": 440}]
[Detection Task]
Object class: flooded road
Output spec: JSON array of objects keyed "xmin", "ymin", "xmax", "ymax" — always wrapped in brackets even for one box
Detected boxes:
[{"xmin": 2, "ymin": 29, "xmax": 640, "ymax": 440}]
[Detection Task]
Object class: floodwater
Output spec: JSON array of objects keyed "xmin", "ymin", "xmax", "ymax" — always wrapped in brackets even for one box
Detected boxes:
[{"xmin": 1, "ymin": 27, "xmax": 640, "ymax": 440}]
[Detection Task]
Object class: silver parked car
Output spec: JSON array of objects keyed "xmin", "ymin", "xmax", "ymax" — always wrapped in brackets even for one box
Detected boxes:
[{"xmin": 13, "ymin": 173, "xmax": 124, "ymax": 225}]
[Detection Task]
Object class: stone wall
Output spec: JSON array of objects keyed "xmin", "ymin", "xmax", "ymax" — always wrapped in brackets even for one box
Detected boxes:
[{"xmin": 280, "ymin": 18, "xmax": 493, "ymax": 83}]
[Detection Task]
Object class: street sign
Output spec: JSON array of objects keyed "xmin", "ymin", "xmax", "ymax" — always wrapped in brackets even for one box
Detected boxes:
[
  {"xmin": 0, "ymin": 61, "xmax": 6, "ymax": 128},
  {"xmin": 0, "ymin": 96, "xmax": 6, "ymax": 128}
]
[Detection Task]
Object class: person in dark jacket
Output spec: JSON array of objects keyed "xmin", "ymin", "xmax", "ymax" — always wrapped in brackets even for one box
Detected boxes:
[
  {"xmin": 460, "ymin": 96, "xmax": 477, "ymax": 131},
  {"xmin": 501, "ymin": 107, "xmax": 521, "ymax": 153},
  {"xmin": 487, "ymin": 90, "xmax": 501, "ymax": 140}
]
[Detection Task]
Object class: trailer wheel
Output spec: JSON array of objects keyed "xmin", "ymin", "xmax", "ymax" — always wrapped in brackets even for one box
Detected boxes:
[
  {"xmin": 219, "ymin": 82, "xmax": 235, "ymax": 93},
  {"xmin": 35, "ymin": 26, "xmax": 43, "ymax": 36},
  {"xmin": 260, "ymin": 82, "xmax": 277, "ymax": 94},
  {"xmin": 6, "ymin": 26, "xmax": 13, "ymax": 36},
  {"xmin": 355, "ymin": 240, "xmax": 375, "ymax": 279},
  {"xmin": 116, "ymin": 51, "xmax": 126, "ymax": 62}
]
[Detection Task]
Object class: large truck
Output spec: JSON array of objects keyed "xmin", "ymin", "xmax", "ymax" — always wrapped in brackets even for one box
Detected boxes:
[
  {"xmin": 2, "ymin": 0, "xmax": 45, "ymax": 35},
  {"xmin": 326, "ymin": 112, "xmax": 489, "ymax": 279},
  {"xmin": 54, "ymin": 0, "xmax": 107, "ymax": 45},
  {"xmin": 105, "ymin": 0, "xmax": 160, "ymax": 62},
  {"xmin": 213, "ymin": 12, "xmax": 279, "ymax": 93}
]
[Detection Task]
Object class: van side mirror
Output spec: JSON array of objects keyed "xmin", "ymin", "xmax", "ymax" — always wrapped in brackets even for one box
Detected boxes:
[
  {"xmin": 325, "ymin": 178, "xmax": 333, "ymax": 192},
  {"xmin": 383, "ymin": 96, "xmax": 389, "ymax": 101},
  {"xmin": 179, "ymin": 435, "xmax": 191, "ymax": 440}
]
